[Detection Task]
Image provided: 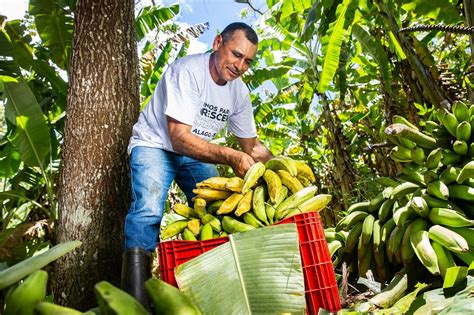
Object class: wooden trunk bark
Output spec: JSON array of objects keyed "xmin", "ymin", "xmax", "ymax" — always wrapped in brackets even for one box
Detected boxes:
[
  {"xmin": 52, "ymin": 0, "xmax": 139, "ymax": 309},
  {"xmin": 321, "ymin": 97, "xmax": 356, "ymax": 225}
]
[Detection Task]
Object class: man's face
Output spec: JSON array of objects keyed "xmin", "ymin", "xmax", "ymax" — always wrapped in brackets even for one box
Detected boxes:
[{"xmin": 210, "ymin": 30, "xmax": 257, "ymax": 85}]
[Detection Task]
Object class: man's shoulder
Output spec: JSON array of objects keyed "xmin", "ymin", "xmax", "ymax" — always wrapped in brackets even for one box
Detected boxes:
[{"xmin": 171, "ymin": 53, "xmax": 207, "ymax": 70}]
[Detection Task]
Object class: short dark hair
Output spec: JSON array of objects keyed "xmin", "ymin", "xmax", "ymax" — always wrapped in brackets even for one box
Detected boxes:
[{"xmin": 221, "ymin": 22, "xmax": 258, "ymax": 45}]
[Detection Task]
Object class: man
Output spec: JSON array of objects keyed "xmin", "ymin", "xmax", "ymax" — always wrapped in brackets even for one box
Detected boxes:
[{"xmin": 122, "ymin": 22, "xmax": 273, "ymax": 306}]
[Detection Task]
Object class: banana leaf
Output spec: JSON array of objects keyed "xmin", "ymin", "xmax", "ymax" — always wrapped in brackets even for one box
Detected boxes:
[{"xmin": 175, "ymin": 223, "xmax": 305, "ymax": 314}]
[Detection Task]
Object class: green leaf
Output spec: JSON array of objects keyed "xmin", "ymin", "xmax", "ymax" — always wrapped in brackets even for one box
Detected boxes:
[
  {"xmin": 0, "ymin": 30, "xmax": 21, "ymax": 76},
  {"xmin": 388, "ymin": 31, "xmax": 406, "ymax": 60},
  {"xmin": 317, "ymin": 0, "xmax": 355, "ymax": 93},
  {"xmin": 29, "ymin": 0, "xmax": 74, "ymax": 70},
  {"xmin": 401, "ymin": 0, "xmax": 461, "ymax": 24},
  {"xmin": 3, "ymin": 78, "xmax": 51, "ymax": 168},
  {"xmin": 352, "ymin": 24, "xmax": 392, "ymax": 94},
  {"xmin": 135, "ymin": 5, "xmax": 179, "ymax": 41},
  {"xmin": 4, "ymin": 20, "xmax": 67, "ymax": 96},
  {"xmin": 0, "ymin": 241, "xmax": 82, "ymax": 290},
  {"xmin": 378, "ymin": 283, "xmax": 428, "ymax": 314},
  {"xmin": 0, "ymin": 144, "xmax": 21, "ymax": 177},
  {"xmin": 443, "ymin": 266, "xmax": 468, "ymax": 289},
  {"xmin": 175, "ymin": 224, "xmax": 305, "ymax": 314}
]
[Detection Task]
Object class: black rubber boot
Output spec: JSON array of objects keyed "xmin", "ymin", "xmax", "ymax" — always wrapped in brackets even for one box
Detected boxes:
[{"xmin": 121, "ymin": 247, "xmax": 152, "ymax": 310}]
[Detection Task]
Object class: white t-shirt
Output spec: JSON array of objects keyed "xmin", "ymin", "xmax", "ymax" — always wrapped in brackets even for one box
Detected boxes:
[{"xmin": 128, "ymin": 53, "xmax": 257, "ymax": 154}]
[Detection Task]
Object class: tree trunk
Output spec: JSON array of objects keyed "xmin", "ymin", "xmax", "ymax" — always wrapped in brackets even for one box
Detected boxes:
[
  {"xmin": 52, "ymin": 0, "xmax": 139, "ymax": 309},
  {"xmin": 320, "ymin": 97, "xmax": 356, "ymax": 225}
]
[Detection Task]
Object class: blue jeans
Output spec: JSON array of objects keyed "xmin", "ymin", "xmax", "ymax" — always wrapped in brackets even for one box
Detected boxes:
[{"xmin": 124, "ymin": 146, "xmax": 218, "ymax": 252}]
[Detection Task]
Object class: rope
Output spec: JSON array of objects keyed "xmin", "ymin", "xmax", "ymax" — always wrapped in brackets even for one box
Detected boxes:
[{"xmin": 398, "ymin": 24, "xmax": 474, "ymax": 35}]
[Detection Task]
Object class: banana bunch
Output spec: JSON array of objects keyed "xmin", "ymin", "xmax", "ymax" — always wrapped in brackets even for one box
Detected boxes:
[
  {"xmin": 333, "ymin": 101, "xmax": 474, "ymax": 282},
  {"xmin": 34, "ymin": 279, "xmax": 201, "ymax": 314},
  {"xmin": 162, "ymin": 156, "xmax": 332, "ymax": 241},
  {"xmin": 3, "ymin": 270, "xmax": 48, "ymax": 315}
]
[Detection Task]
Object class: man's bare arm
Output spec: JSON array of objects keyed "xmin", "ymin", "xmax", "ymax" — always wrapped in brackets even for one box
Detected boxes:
[
  {"xmin": 167, "ymin": 117, "xmax": 254, "ymax": 177},
  {"xmin": 237, "ymin": 137, "xmax": 274, "ymax": 163}
]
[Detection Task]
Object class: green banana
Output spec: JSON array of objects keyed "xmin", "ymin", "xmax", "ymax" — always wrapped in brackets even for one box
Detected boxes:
[
  {"xmin": 182, "ymin": 228, "xmax": 197, "ymax": 241},
  {"xmin": 294, "ymin": 160, "xmax": 316, "ymax": 183},
  {"xmin": 386, "ymin": 225, "xmax": 407, "ymax": 264},
  {"xmin": 277, "ymin": 169, "xmax": 304, "ymax": 194},
  {"xmin": 456, "ymin": 161, "xmax": 474, "ymax": 184},
  {"xmin": 94, "ymin": 281, "xmax": 149, "ymax": 314},
  {"xmin": 452, "ymin": 249, "xmax": 474, "ymax": 265},
  {"xmin": 4, "ymin": 270, "xmax": 48, "ymax": 315},
  {"xmin": 410, "ymin": 230, "xmax": 440, "ymax": 275},
  {"xmin": 469, "ymin": 142, "xmax": 474, "ymax": 157},
  {"xmin": 328, "ymin": 240, "xmax": 343, "ymax": 258},
  {"xmin": 440, "ymin": 166, "xmax": 461, "ymax": 185},
  {"xmin": 431, "ymin": 241, "xmax": 456, "ymax": 278},
  {"xmin": 201, "ymin": 214, "xmax": 222, "ymax": 232},
  {"xmin": 252, "ymin": 185, "xmax": 269, "ymax": 225},
  {"xmin": 381, "ymin": 218, "xmax": 397, "ymax": 244},
  {"xmin": 335, "ymin": 210, "xmax": 368, "ymax": 231},
  {"xmin": 393, "ymin": 115, "xmax": 419, "ymax": 130},
  {"xmin": 453, "ymin": 140, "xmax": 468, "ymax": 155},
  {"xmin": 390, "ymin": 146, "xmax": 412, "ymax": 162},
  {"xmin": 410, "ymin": 196, "xmax": 430, "ymax": 217},
  {"xmin": 385, "ymin": 123, "xmax": 437, "ymax": 149},
  {"xmin": 207, "ymin": 200, "xmax": 224, "ymax": 214},
  {"xmin": 427, "ymin": 180, "xmax": 449, "ymax": 200},
  {"xmin": 265, "ymin": 204, "xmax": 275, "ymax": 225},
  {"xmin": 372, "ymin": 219, "xmax": 383, "ymax": 252},
  {"xmin": 423, "ymin": 170, "xmax": 438, "ymax": 185},
  {"xmin": 378, "ymin": 198, "xmax": 396, "ymax": 222},
  {"xmin": 358, "ymin": 237, "xmax": 373, "ymax": 277},
  {"xmin": 344, "ymin": 222, "xmax": 363, "ymax": 253},
  {"xmin": 456, "ymin": 120, "xmax": 471, "ymax": 142},
  {"xmin": 442, "ymin": 150, "xmax": 463, "ymax": 165},
  {"xmin": 424, "ymin": 120, "xmax": 440, "ymax": 133},
  {"xmin": 452, "ymin": 101, "xmax": 470, "ymax": 122},
  {"xmin": 428, "ymin": 225, "xmax": 469, "ymax": 253},
  {"xmin": 200, "ymin": 223, "xmax": 213, "ymax": 240},
  {"xmin": 398, "ymin": 136, "xmax": 416, "ymax": 149},
  {"xmin": 241, "ymin": 162, "xmax": 266, "ymax": 194},
  {"xmin": 263, "ymin": 169, "xmax": 282, "ymax": 204},
  {"xmin": 34, "ymin": 302, "xmax": 86, "ymax": 315},
  {"xmin": 447, "ymin": 227, "xmax": 474, "ymax": 247},
  {"xmin": 275, "ymin": 186, "xmax": 317, "ymax": 214},
  {"xmin": 272, "ymin": 185, "xmax": 289, "ymax": 207},
  {"xmin": 400, "ymin": 218, "xmax": 429, "ymax": 265},
  {"xmin": 360, "ymin": 214, "xmax": 375, "ymax": 245},
  {"xmin": 428, "ymin": 208, "xmax": 474, "ymax": 227},
  {"xmin": 347, "ymin": 201, "xmax": 370, "ymax": 213},
  {"xmin": 393, "ymin": 205, "xmax": 417, "ymax": 227},
  {"xmin": 422, "ymin": 193, "xmax": 461, "ymax": 211},
  {"xmin": 373, "ymin": 246, "xmax": 387, "ymax": 283},
  {"xmin": 425, "ymin": 148, "xmax": 443, "ymax": 169},
  {"xmin": 193, "ymin": 198, "xmax": 207, "ymax": 218},
  {"xmin": 389, "ymin": 182, "xmax": 420, "ymax": 200},
  {"xmin": 242, "ymin": 212, "xmax": 265, "ymax": 228},
  {"xmin": 145, "ymin": 278, "xmax": 202, "ymax": 315},
  {"xmin": 161, "ymin": 221, "xmax": 189, "ymax": 240},
  {"xmin": 448, "ymin": 184, "xmax": 474, "ymax": 201},
  {"xmin": 264, "ymin": 156, "xmax": 297, "ymax": 177},
  {"xmin": 437, "ymin": 108, "xmax": 459, "ymax": 137},
  {"xmin": 368, "ymin": 192, "xmax": 386, "ymax": 213},
  {"xmin": 222, "ymin": 216, "xmax": 255, "ymax": 234},
  {"xmin": 411, "ymin": 147, "xmax": 426, "ymax": 165}
]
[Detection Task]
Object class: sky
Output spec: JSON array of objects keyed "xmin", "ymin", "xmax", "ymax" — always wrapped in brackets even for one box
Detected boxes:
[{"xmin": 0, "ymin": 0, "xmax": 268, "ymax": 54}]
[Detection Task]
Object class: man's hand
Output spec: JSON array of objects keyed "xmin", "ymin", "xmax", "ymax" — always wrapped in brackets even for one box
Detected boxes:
[{"xmin": 229, "ymin": 151, "xmax": 255, "ymax": 178}]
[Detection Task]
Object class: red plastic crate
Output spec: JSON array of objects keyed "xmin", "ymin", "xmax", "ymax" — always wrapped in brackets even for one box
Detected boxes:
[{"xmin": 158, "ymin": 212, "xmax": 341, "ymax": 313}]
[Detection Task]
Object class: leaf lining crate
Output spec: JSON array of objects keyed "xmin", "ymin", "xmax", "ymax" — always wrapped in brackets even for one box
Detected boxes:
[{"xmin": 158, "ymin": 212, "xmax": 341, "ymax": 313}]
